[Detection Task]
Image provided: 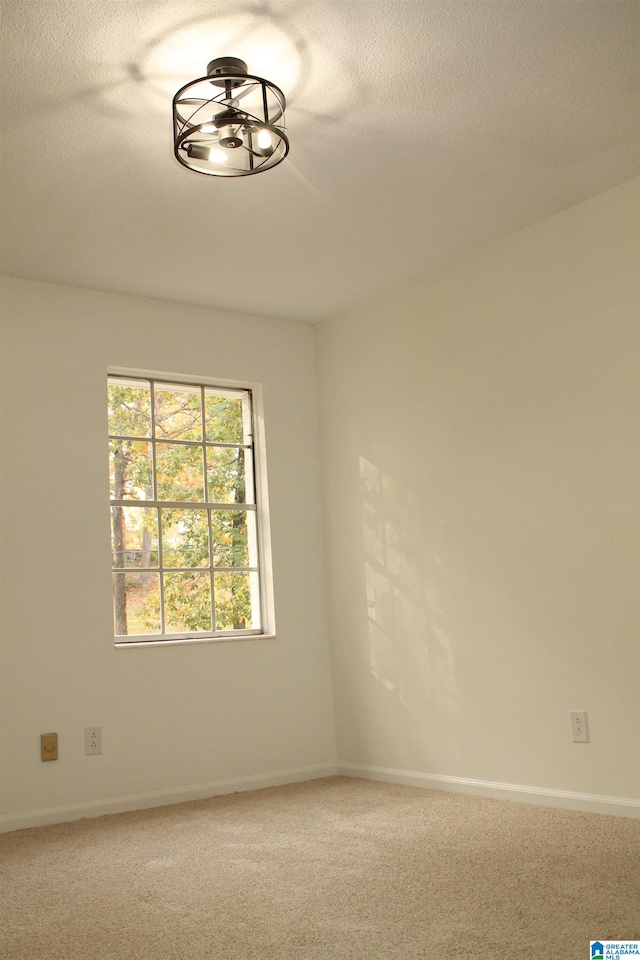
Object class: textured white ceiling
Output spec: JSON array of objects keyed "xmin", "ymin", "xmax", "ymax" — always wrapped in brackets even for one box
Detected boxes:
[{"xmin": 1, "ymin": 1, "xmax": 638, "ymax": 323}]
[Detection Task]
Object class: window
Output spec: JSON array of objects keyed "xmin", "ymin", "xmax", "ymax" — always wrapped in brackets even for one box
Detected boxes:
[{"xmin": 108, "ymin": 375, "xmax": 271, "ymax": 644}]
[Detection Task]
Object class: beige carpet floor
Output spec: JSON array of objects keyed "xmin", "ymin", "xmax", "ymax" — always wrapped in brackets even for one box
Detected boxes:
[{"xmin": 0, "ymin": 776, "xmax": 638, "ymax": 959}]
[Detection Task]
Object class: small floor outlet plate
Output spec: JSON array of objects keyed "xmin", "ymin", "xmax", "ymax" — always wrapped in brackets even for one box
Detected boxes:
[{"xmin": 41, "ymin": 732, "xmax": 58, "ymax": 761}]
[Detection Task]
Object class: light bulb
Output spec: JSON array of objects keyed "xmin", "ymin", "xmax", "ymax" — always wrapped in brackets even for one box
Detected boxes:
[
  {"xmin": 257, "ymin": 129, "xmax": 272, "ymax": 149},
  {"xmin": 208, "ymin": 148, "xmax": 228, "ymax": 164}
]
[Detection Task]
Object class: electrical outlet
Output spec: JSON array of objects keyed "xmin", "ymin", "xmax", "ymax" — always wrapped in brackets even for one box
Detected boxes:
[
  {"xmin": 570, "ymin": 710, "xmax": 589, "ymax": 743},
  {"xmin": 84, "ymin": 726, "xmax": 102, "ymax": 755}
]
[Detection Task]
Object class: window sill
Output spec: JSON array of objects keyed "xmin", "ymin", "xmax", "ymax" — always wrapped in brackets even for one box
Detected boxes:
[{"xmin": 115, "ymin": 633, "xmax": 277, "ymax": 649}]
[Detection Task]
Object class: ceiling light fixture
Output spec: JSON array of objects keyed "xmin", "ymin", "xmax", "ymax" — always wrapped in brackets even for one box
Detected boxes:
[{"xmin": 173, "ymin": 57, "xmax": 288, "ymax": 177}]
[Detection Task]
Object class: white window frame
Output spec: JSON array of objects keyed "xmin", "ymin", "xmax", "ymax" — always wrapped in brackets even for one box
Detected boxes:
[{"xmin": 108, "ymin": 367, "xmax": 276, "ymax": 647}]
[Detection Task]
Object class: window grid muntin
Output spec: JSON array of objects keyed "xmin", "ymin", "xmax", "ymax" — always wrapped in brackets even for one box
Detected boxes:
[{"xmin": 109, "ymin": 375, "xmax": 262, "ymax": 640}]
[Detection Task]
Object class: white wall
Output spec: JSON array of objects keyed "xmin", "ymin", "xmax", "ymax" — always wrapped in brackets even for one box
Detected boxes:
[
  {"xmin": 315, "ymin": 179, "xmax": 639, "ymax": 810},
  {"xmin": 0, "ymin": 278, "xmax": 336, "ymax": 828}
]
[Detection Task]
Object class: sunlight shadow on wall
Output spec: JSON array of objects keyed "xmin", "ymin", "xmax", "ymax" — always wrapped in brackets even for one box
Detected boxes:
[{"xmin": 360, "ymin": 455, "xmax": 461, "ymax": 764}]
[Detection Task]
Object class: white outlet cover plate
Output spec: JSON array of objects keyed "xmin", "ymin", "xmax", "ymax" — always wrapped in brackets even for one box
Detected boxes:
[{"xmin": 84, "ymin": 726, "xmax": 102, "ymax": 755}]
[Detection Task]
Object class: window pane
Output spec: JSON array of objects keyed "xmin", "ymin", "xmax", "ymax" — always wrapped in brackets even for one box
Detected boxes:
[
  {"xmin": 113, "ymin": 572, "xmax": 161, "ymax": 636},
  {"xmin": 155, "ymin": 384, "xmax": 202, "ymax": 441},
  {"xmin": 211, "ymin": 510, "xmax": 249, "ymax": 566},
  {"xmin": 156, "ymin": 443, "xmax": 204, "ymax": 501},
  {"xmin": 109, "ymin": 376, "xmax": 267, "ymax": 642},
  {"xmin": 206, "ymin": 448, "xmax": 253, "ymax": 503},
  {"xmin": 109, "ymin": 440, "xmax": 153, "ymax": 500},
  {"xmin": 246, "ymin": 510, "xmax": 259, "ymax": 567},
  {"xmin": 164, "ymin": 573, "xmax": 212, "ymax": 632},
  {"xmin": 214, "ymin": 572, "xmax": 258, "ymax": 630},
  {"xmin": 161, "ymin": 508, "xmax": 209, "ymax": 567},
  {"xmin": 204, "ymin": 392, "xmax": 245, "ymax": 443},
  {"xmin": 108, "ymin": 379, "xmax": 151, "ymax": 438},
  {"xmin": 111, "ymin": 506, "xmax": 159, "ymax": 568}
]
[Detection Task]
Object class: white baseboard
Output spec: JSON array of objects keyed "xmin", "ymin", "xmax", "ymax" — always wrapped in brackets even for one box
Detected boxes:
[
  {"xmin": 3, "ymin": 761, "xmax": 636, "ymax": 832},
  {"xmin": 337, "ymin": 762, "xmax": 640, "ymax": 818},
  {"xmin": 0, "ymin": 763, "xmax": 338, "ymax": 833}
]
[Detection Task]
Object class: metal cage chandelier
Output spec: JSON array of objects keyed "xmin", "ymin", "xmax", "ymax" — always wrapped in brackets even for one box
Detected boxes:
[{"xmin": 173, "ymin": 56, "xmax": 288, "ymax": 177}]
